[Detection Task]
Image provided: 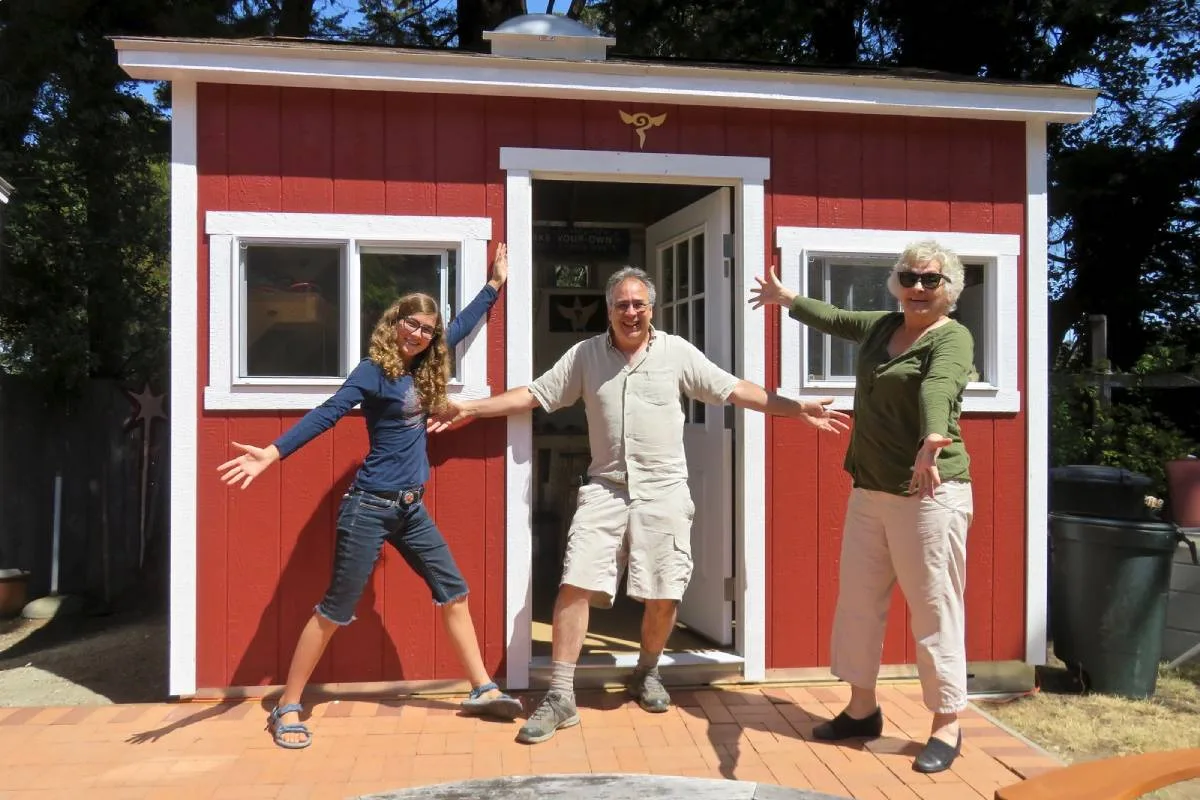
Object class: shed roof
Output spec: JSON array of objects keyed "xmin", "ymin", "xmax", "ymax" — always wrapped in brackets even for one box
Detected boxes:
[
  {"xmin": 114, "ymin": 35, "xmax": 1097, "ymax": 123},
  {"xmin": 0, "ymin": 176, "xmax": 13, "ymax": 204}
]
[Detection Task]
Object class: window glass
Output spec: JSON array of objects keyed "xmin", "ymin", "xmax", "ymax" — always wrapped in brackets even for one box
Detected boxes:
[
  {"xmin": 360, "ymin": 249, "xmax": 456, "ymax": 374},
  {"xmin": 244, "ymin": 245, "xmax": 342, "ymax": 378},
  {"xmin": 805, "ymin": 255, "xmax": 989, "ymax": 382}
]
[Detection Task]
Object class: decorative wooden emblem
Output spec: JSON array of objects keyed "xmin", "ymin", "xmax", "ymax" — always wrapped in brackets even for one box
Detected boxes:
[{"xmin": 620, "ymin": 111, "xmax": 667, "ymax": 148}]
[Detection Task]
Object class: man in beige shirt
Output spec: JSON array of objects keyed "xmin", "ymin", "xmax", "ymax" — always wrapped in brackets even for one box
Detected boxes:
[{"xmin": 432, "ymin": 267, "xmax": 848, "ymax": 744}]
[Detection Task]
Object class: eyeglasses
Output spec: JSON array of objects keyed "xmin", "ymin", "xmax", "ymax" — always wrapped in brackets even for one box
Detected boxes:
[
  {"xmin": 895, "ymin": 271, "xmax": 951, "ymax": 290},
  {"xmin": 399, "ymin": 316, "xmax": 439, "ymax": 339},
  {"xmin": 613, "ymin": 300, "xmax": 652, "ymax": 313}
]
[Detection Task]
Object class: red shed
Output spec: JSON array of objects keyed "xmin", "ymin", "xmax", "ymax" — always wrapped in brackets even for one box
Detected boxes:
[{"xmin": 115, "ymin": 15, "xmax": 1096, "ymax": 699}]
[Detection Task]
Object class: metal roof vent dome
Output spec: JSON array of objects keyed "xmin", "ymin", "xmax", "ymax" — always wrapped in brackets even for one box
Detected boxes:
[{"xmin": 482, "ymin": 13, "xmax": 615, "ymax": 62}]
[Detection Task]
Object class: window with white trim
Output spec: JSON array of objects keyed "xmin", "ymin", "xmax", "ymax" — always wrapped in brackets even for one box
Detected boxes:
[
  {"xmin": 206, "ymin": 212, "xmax": 491, "ymax": 410},
  {"xmin": 777, "ymin": 228, "xmax": 1021, "ymax": 413}
]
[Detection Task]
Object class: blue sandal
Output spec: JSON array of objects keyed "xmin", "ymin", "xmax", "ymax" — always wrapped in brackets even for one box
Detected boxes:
[
  {"xmin": 461, "ymin": 682, "xmax": 523, "ymax": 720},
  {"xmin": 267, "ymin": 703, "xmax": 313, "ymax": 750}
]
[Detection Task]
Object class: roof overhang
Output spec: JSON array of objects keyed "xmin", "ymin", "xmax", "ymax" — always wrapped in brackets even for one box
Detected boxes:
[
  {"xmin": 114, "ymin": 37, "xmax": 1097, "ymax": 123},
  {"xmin": 0, "ymin": 177, "xmax": 13, "ymax": 205}
]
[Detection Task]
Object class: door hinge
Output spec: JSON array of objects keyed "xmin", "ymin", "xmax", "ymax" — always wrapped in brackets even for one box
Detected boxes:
[
  {"xmin": 722, "ymin": 233, "xmax": 735, "ymax": 259},
  {"xmin": 723, "ymin": 576, "xmax": 737, "ymax": 601},
  {"xmin": 724, "ymin": 405, "xmax": 735, "ymax": 430}
]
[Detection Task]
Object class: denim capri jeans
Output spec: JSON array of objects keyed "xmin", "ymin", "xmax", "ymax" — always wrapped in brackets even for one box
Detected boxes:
[{"xmin": 316, "ymin": 487, "xmax": 470, "ymax": 625}]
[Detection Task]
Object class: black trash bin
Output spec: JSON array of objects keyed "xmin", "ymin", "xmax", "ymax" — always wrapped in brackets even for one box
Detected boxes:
[
  {"xmin": 1049, "ymin": 465, "xmax": 1154, "ymax": 518},
  {"xmin": 1047, "ymin": 465, "xmax": 1156, "ymax": 668},
  {"xmin": 1049, "ymin": 513, "xmax": 1195, "ymax": 698}
]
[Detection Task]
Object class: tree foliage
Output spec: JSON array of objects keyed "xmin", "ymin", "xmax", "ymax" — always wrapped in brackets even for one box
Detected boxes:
[{"xmin": 0, "ymin": 0, "xmax": 1196, "ymax": 406}]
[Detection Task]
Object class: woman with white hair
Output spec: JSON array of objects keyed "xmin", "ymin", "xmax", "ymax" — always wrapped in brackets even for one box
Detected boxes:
[{"xmin": 751, "ymin": 240, "xmax": 976, "ymax": 774}]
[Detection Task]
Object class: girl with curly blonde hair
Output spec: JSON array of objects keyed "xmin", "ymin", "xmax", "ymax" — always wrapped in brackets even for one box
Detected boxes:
[{"xmin": 219, "ymin": 244, "xmax": 519, "ymax": 750}]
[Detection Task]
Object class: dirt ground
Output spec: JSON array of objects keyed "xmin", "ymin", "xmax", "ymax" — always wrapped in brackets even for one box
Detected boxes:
[
  {"xmin": 0, "ymin": 608, "xmax": 167, "ymax": 706},
  {"xmin": 982, "ymin": 655, "xmax": 1200, "ymax": 799}
]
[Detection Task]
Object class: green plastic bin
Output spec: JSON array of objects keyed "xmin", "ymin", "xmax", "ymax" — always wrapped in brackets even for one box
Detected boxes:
[{"xmin": 1049, "ymin": 512, "xmax": 1196, "ymax": 698}]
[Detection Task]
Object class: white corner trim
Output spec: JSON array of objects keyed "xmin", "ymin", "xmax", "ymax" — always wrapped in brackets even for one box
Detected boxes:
[
  {"xmin": 206, "ymin": 211, "xmax": 492, "ymax": 242},
  {"xmin": 738, "ymin": 179, "xmax": 768, "ymax": 682},
  {"xmin": 776, "ymin": 227, "xmax": 1022, "ymax": 414},
  {"xmin": 169, "ymin": 80, "xmax": 199, "ymax": 698},
  {"xmin": 1025, "ymin": 122, "xmax": 1049, "ymax": 666},
  {"xmin": 203, "ymin": 211, "xmax": 491, "ymax": 411},
  {"xmin": 505, "ymin": 169, "xmax": 535, "ymax": 691},
  {"xmin": 114, "ymin": 38, "xmax": 1097, "ymax": 123},
  {"xmin": 503, "ymin": 150, "xmax": 769, "ymax": 685},
  {"xmin": 500, "ymin": 148, "xmax": 770, "ymax": 183}
]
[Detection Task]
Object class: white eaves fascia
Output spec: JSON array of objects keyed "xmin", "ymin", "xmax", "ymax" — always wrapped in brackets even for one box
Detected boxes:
[{"xmin": 113, "ymin": 37, "xmax": 1096, "ymax": 123}]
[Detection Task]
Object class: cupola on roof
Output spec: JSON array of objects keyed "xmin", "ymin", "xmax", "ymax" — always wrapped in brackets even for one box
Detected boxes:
[{"xmin": 482, "ymin": 13, "xmax": 615, "ymax": 62}]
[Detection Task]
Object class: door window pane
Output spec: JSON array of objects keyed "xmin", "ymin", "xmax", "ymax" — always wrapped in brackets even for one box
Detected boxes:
[
  {"xmin": 244, "ymin": 245, "xmax": 342, "ymax": 378},
  {"xmin": 692, "ymin": 232, "xmax": 705, "ymax": 295},
  {"xmin": 661, "ymin": 247, "xmax": 675, "ymax": 303}
]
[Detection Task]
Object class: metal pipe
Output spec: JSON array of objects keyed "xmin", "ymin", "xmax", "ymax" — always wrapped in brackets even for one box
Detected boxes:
[{"xmin": 50, "ymin": 472, "xmax": 62, "ymax": 596}]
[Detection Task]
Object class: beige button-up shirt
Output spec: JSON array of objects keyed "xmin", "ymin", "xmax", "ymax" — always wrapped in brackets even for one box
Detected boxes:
[{"xmin": 529, "ymin": 329, "xmax": 739, "ymax": 500}]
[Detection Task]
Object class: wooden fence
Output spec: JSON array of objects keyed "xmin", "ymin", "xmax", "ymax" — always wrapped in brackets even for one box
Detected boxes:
[{"xmin": 0, "ymin": 377, "xmax": 168, "ymax": 607}]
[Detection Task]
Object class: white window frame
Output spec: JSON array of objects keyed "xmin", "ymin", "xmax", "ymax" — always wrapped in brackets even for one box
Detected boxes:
[
  {"xmin": 777, "ymin": 227, "xmax": 1021, "ymax": 413},
  {"xmin": 205, "ymin": 211, "xmax": 492, "ymax": 410}
]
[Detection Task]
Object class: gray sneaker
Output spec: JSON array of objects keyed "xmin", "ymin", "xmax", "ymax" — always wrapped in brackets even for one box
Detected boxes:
[
  {"xmin": 516, "ymin": 690, "xmax": 580, "ymax": 744},
  {"xmin": 626, "ymin": 666, "xmax": 671, "ymax": 713}
]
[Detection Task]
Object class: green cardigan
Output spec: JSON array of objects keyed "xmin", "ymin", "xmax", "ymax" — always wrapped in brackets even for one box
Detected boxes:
[{"xmin": 789, "ymin": 296, "xmax": 975, "ymax": 495}]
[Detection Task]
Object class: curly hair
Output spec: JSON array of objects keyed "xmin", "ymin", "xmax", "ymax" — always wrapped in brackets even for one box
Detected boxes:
[{"xmin": 367, "ymin": 293, "xmax": 450, "ymax": 413}]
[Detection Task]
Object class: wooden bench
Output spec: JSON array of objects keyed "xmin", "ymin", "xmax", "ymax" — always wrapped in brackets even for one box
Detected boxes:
[{"xmin": 995, "ymin": 748, "xmax": 1200, "ymax": 800}]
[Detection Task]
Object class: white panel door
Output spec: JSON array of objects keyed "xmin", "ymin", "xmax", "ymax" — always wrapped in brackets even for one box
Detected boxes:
[{"xmin": 646, "ymin": 188, "xmax": 733, "ymax": 646}]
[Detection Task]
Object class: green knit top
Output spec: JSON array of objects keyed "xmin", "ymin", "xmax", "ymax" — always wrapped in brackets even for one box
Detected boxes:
[{"xmin": 789, "ymin": 296, "xmax": 975, "ymax": 495}]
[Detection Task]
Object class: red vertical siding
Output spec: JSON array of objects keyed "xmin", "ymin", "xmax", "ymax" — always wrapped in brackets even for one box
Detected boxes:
[
  {"xmin": 991, "ymin": 122, "xmax": 1028, "ymax": 661},
  {"xmin": 769, "ymin": 111, "xmax": 822, "ymax": 669},
  {"xmin": 196, "ymin": 83, "xmax": 230, "ymax": 690},
  {"xmin": 193, "ymin": 86, "xmax": 1030, "ymax": 688},
  {"xmin": 277, "ymin": 86, "xmax": 337, "ymax": 685}
]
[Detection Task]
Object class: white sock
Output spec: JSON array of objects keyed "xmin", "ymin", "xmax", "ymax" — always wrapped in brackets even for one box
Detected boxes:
[{"xmin": 549, "ymin": 660, "xmax": 576, "ymax": 697}]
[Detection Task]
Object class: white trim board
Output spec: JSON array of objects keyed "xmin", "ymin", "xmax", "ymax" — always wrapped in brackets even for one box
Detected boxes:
[
  {"xmin": 203, "ymin": 211, "xmax": 493, "ymax": 410},
  {"xmin": 503, "ymin": 148, "xmax": 770, "ymax": 689},
  {"xmin": 1025, "ymin": 122, "xmax": 1050, "ymax": 667},
  {"xmin": 775, "ymin": 227, "xmax": 1022, "ymax": 413},
  {"xmin": 114, "ymin": 37, "xmax": 1096, "ymax": 124},
  {"xmin": 169, "ymin": 80, "xmax": 199, "ymax": 698}
]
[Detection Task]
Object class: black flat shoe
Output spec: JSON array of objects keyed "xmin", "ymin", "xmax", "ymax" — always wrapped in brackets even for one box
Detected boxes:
[
  {"xmin": 812, "ymin": 706, "xmax": 884, "ymax": 741},
  {"xmin": 913, "ymin": 730, "xmax": 962, "ymax": 773}
]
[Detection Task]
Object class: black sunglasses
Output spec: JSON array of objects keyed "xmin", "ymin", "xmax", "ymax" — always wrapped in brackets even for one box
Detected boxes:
[{"xmin": 895, "ymin": 270, "xmax": 951, "ymax": 290}]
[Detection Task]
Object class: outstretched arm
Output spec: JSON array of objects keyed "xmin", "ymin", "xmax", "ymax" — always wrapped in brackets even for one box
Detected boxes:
[
  {"xmin": 445, "ymin": 243, "xmax": 509, "ymax": 348},
  {"xmin": 727, "ymin": 381, "xmax": 850, "ymax": 434},
  {"xmin": 427, "ymin": 386, "xmax": 541, "ymax": 433},
  {"xmin": 750, "ymin": 266, "xmax": 886, "ymax": 343}
]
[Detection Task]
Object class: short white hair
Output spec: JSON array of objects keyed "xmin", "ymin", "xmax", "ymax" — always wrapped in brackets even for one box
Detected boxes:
[{"xmin": 887, "ymin": 240, "xmax": 965, "ymax": 310}]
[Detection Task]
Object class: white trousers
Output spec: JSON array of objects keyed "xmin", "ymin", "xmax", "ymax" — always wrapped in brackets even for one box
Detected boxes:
[{"xmin": 829, "ymin": 481, "xmax": 973, "ymax": 713}]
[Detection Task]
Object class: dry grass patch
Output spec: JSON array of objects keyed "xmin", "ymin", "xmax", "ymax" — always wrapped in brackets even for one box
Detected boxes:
[{"xmin": 981, "ymin": 657, "xmax": 1200, "ymax": 799}]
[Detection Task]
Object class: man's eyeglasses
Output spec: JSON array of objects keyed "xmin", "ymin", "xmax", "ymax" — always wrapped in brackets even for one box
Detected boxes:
[
  {"xmin": 613, "ymin": 300, "xmax": 652, "ymax": 313},
  {"xmin": 895, "ymin": 271, "xmax": 951, "ymax": 290},
  {"xmin": 399, "ymin": 316, "xmax": 439, "ymax": 339}
]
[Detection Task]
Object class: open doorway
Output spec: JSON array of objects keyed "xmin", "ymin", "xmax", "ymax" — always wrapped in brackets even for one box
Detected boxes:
[{"xmin": 528, "ymin": 178, "xmax": 739, "ymax": 665}]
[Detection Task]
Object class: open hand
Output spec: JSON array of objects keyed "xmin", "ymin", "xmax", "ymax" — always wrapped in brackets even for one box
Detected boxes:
[
  {"xmin": 749, "ymin": 266, "xmax": 796, "ymax": 310},
  {"xmin": 909, "ymin": 434, "xmax": 953, "ymax": 497},
  {"xmin": 426, "ymin": 400, "xmax": 473, "ymax": 434},
  {"xmin": 217, "ymin": 442, "xmax": 278, "ymax": 489},
  {"xmin": 489, "ymin": 242, "xmax": 509, "ymax": 288},
  {"xmin": 798, "ymin": 397, "xmax": 851, "ymax": 434}
]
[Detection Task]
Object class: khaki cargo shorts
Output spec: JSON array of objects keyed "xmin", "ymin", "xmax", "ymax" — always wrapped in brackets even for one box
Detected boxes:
[{"xmin": 560, "ymin": 478, "xmax": 696, "ymax": 608}]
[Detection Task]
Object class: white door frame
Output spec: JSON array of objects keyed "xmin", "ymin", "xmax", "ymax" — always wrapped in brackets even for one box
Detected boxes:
[{"xmin": 499, "ymin": 147, "xmax": 771, "ymax": 690}]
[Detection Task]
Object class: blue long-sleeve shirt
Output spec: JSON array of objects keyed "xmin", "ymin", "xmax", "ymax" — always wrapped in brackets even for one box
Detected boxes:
[{"xmin": 273, "ymin": 284, "xmax": 498, "ymax": 491}]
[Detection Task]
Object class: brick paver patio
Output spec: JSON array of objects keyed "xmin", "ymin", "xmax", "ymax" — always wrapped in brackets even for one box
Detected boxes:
[{"xmin": 0, "ymin": 684, "xmax": 1061, "ymax": 799}]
